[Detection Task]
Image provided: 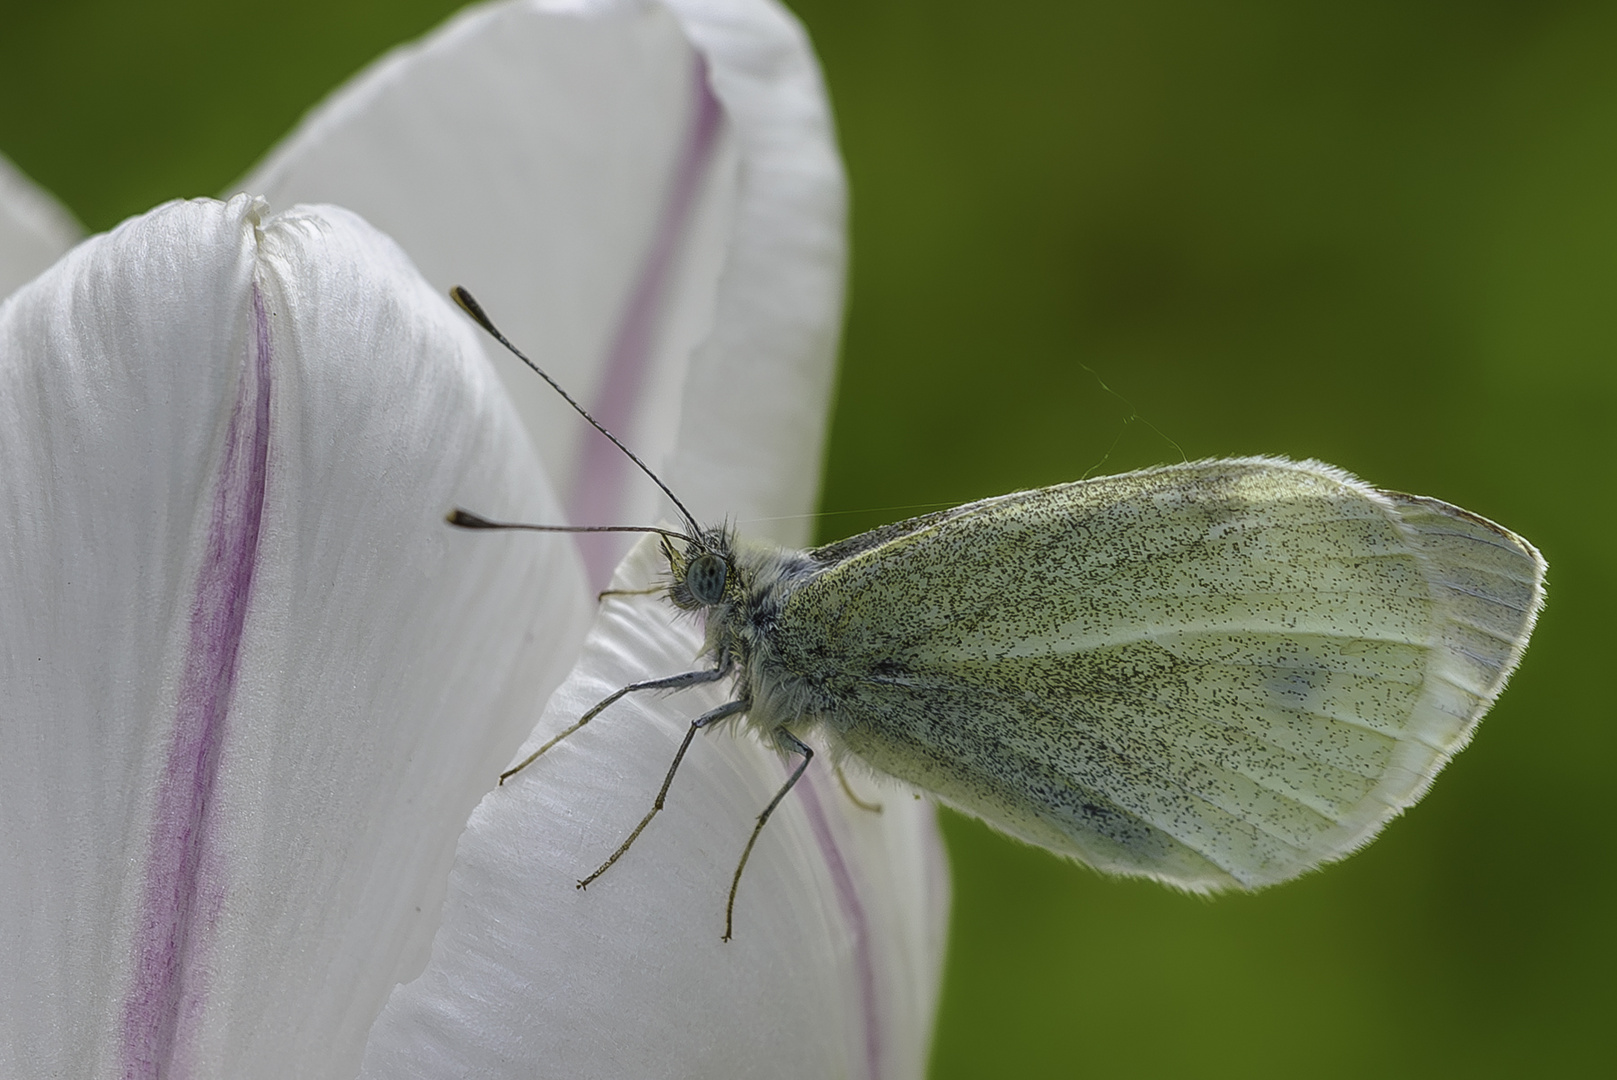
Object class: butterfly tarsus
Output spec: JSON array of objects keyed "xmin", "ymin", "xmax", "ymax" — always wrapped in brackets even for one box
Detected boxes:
[
  {"xmin": 499, "ymin": 656, "xmax": 734, "ymax": 784},
  {"xmin": 578, "ymin": 697, "xmax": 750, "ymax": 891},
  {"xmin": 834, "ymin": 763, "xmax": 883, "ymax": 813},
  {"xmin": 724, "ymin": 731, "xmax": 814, "ymax": 942},
  {"xmin": 597, "ymin": 585, "xmax": 664, "ymax": 603}
]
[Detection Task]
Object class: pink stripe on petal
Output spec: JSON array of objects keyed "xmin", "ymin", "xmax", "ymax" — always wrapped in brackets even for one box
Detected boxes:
[
  {"xmin": 119, "ymin": 284, "xmax": 272, "ymax": 1079},
  {"xmin": 570, "ymin": 55, "xmax": 725, "ymax": 583},
  {"xmin": 796, "ymin": 768, "xmax": 883, "ymax": 1080}
]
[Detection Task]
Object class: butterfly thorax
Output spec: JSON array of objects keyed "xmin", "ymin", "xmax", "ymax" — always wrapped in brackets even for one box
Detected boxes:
[{"xmin": 666, "ymin": 528, "xmax": 831, "ymax": 740}]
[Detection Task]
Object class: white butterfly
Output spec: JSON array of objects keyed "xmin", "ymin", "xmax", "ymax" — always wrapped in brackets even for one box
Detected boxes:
[{"xmin": 451, "ymin": 290, "xmax": 1546, "ymax": 937}]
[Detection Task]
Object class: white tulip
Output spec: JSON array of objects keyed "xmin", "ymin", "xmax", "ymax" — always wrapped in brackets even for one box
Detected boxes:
[{"xmin": 0, "ymin": 3, "xmax": 947, "ymax": 1077}]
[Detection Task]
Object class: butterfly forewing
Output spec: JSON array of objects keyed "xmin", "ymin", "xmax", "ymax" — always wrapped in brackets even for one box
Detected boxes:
[{"xmin": 781, "ymin": 458, "xmax": 1544, "ymax": 891}]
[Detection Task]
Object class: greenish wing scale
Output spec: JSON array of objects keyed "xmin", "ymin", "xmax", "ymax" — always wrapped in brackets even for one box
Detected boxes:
[{"xmin": 783, "ymin": 458, "xmax": 1545, "ymax": 892}]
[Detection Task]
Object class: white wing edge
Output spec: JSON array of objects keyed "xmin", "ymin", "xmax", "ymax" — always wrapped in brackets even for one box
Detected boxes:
[
  {"xmin": 1281, "ymin": 475, "xmax": 1547, "ymax": 882},
  {"xmin": 1071, "ymin": 458, "xmax": 1548, "ymax": 890}
]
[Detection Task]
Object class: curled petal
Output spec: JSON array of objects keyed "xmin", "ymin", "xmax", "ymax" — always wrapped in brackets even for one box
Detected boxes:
[
  {"xmin": 657, "ymin": 0, "xmax": 849, "ymax": 546},
  {"xmin": 358, "ymin": 535, "xmax": 949, "ymax": 1079},
  {"xmin": 243, "ymin": 0, "xmax": 846, "ymax": 572},
  {"xmin": 0, "ymin": 151, "xmax": 82, "ymax": 300},
  {"xmin": 0, "ymin": 196, "xmax": 591, "ymax": 1078}
]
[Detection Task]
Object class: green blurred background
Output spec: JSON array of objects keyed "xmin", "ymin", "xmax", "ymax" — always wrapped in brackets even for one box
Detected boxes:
[{"xmin": 2, "ymin": 0, "xmax": 1609, "ymax": 1076}]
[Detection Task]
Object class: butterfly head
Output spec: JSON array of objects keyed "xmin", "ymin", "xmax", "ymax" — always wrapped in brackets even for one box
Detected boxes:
[{"xmin": 665, "ymin": 528, "xmax": 740, "ymax": 611}]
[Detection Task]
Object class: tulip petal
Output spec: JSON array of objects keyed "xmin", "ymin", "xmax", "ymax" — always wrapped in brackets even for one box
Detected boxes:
[
  {"xmin": 358, "ymin": 535, "xmax": 949, "ymax": 1080},
  {"xmin": 239, "ymin": 2, "xmax": 943, "ymax": 1071},
  {"xmin": 656, "ymin": 0, "xmax": 848, "ymax": 546},
  {"xmin": 0, "ymin": 196, "xmax": 592, "ymax": 1078},
  {"xmin": 0, "ymin": 151, "xmax": 82, "ymax": 300},
  {"xmin": 242, "ymin": 0, "xmax": 845, "ymax": 571}
]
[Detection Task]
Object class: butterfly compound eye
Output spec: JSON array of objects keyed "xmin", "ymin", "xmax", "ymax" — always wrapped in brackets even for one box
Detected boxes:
[{"xmin": 686, "ymin": 552, "xmax": 728, "ymax": 605}]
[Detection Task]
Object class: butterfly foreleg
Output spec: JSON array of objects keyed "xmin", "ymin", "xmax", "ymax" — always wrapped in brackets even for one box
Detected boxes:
[
  {"xmin": 577, "ymin": 696, "xmax": 750, "ymax": 891},
  {"xmin": 723, "ymin": 731, "xmax": 814, "ymax": 942},
  {"xmin": 499, "ymin": 651, "xmax": 735, "ymax": 784},
  {"xmin": 596, "ymin": 584, "xmax": 663, "ymax": 602}
]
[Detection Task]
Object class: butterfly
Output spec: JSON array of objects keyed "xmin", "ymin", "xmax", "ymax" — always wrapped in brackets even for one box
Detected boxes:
[{"xmin": 449, "ymin": 288, "xmax": 1546, "ymax": 939}]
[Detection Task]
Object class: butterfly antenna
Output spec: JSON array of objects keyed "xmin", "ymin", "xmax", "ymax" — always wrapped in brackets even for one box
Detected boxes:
[
  {"xmin": 445, "ymin": 509, "xmax": 696, "ymax": 546},
  {"xmin": 450, "ymin": 286, "xmax": 703, "ymax": 538}
]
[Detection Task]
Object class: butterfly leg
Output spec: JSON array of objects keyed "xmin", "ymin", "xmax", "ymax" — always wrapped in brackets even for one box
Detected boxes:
[
  {"xmin": 577, "ymin": 697, "xmax": 750, "ymax": 890},
  {"xmin": 596, "ymin": 584, "xmax": 663, "ymax": 602},
  {"xmin": 724, "ymin": 731, "xmax": 814, "ymax": 942},
  {"xmin": 834, "ymin": 763, "xmax": 883, "ymax": 813},
  {"xmin": 499, "ymin": 652, "xmax": 734, "ymax": 784}
]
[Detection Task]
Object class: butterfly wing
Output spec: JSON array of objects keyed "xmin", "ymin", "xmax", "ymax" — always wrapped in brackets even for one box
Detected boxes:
[{"xmin": 780, "ymin": 457, "xmax": 1545, "ymax": 891}]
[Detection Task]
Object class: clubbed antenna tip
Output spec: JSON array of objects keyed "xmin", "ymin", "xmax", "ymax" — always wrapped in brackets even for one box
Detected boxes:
[
  {"xmin": 450, "ymin": 285, "xmax": 496, "ymax": 336},
  {"xmin": 447, "ymin": 508, "xmax": 498, "ymax": 529}
]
